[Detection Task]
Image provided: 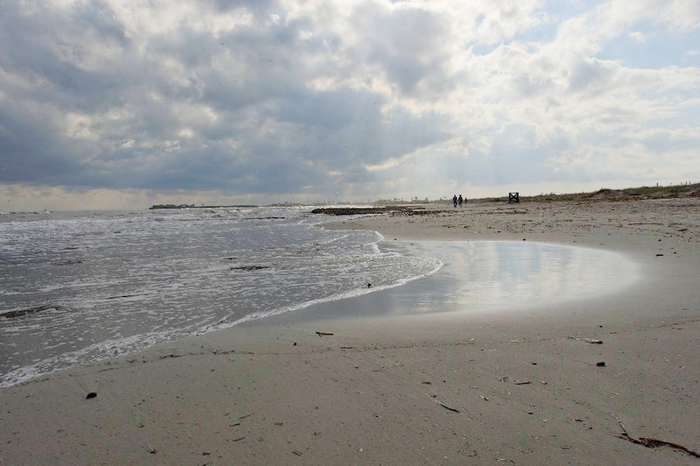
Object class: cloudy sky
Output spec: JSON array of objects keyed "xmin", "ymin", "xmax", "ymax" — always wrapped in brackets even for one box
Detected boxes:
[{"xmin": 1, "ymin": 0, "xmax": 699, "ymax": 210}]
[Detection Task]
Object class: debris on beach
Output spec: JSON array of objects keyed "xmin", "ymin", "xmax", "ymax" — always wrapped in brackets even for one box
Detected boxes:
[
  {"xmin": 86, "ymin": 392, "xmax": 97, "ymax": 399},
  {"xmin": 568, "ymin": 336, "xmax": 603, "ymax": 344},
  {"xmin": 616, "ymin": 416, "xmax": 700, "ymax": 458},
  {"xmin": 596, "ymin": 361, "xmax": 606, "ymax": 367},
  {"xmin": 316, "ymin": 331, "xmax": 334, "ymax": 337},
  {"xmin": 436, "ymin": 401, "xmax": 460, "ymax": 413},
  {"xmin": 500, "ymin": 376, "xmax": 532, "ymax": 385}
]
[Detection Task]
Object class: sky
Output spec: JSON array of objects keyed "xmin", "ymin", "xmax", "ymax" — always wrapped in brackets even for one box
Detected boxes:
[{"xmin": 1, "ymin": 0, "xmax": 699, "ymax": 210}]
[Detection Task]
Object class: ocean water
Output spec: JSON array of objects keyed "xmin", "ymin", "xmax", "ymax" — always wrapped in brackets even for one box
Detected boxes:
[{"xmin": 0, "ymin": 207, "xmax": 442, "ymax": 387}]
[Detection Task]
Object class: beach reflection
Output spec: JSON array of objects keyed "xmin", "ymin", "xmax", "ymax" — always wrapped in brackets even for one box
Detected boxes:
[
  {"xmin": 265, "ymin": 240, "xmax": 638, "ymax": 322},
  {"xmin": 372, "ymin": 241, "xmax": 637, "ymax": 315}
]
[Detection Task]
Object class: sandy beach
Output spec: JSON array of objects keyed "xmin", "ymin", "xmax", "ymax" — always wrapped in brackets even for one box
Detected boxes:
[{"xmin": 2, "ymin": 197, "xmax": 700, "ymax": 465}]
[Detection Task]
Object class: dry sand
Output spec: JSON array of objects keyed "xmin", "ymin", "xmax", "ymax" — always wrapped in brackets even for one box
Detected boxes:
[{"xmin": 2, "ymin": 198, "xmax": 700, "ymax": 465}]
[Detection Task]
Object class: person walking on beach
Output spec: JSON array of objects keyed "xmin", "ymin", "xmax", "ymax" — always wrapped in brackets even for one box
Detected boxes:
[
  {"xmin": 458, "ymin": 194, "xmax": 463, "ymax": 207},
  {"xmin": 453, "ymin": 195, "xmax": 458, "ymax": 207}
]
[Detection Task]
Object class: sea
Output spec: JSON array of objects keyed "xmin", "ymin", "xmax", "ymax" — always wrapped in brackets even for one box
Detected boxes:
[{"xmin": 0, "ymin": 207, "xmax": 442, "ymax": 387}]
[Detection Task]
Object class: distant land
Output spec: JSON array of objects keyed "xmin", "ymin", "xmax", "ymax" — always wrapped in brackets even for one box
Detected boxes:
[
  {"xmin": 148, "ymin": 204, "xmax": 259, "ymax": 210},
  {"xmin": 149, "ymin": 182, "xmax": 700, "ymax": 211},
  {"xmin": 517, "ymin": 183, "xmax": 700, "ymax": 203}
]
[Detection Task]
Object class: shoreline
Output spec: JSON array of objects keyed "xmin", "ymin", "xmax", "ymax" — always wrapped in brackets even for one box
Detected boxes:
[{"xmin": 2, "ymin": 198, "xmax": 699, "ymax": 465}]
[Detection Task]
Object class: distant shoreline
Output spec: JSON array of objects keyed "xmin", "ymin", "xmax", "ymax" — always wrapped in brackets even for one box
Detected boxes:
[{"xmin": 148, "ymin": 182, "xmax": 700, "ymax": 211}]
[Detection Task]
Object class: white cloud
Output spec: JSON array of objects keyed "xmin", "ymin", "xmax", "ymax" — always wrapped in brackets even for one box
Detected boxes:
[{"xmin": 628, "ymin": 31, "xmax": 646, "ymax": 43}]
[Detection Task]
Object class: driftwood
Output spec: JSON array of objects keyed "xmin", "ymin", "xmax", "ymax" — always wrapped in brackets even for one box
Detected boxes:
[
  {"xmin": 437, "ymin": 402, "xmax": 460, "ymax": 413},
  {"xmin": 616, "ymin": 416, "xmax": 700, "ymax": 458},
  {"xmin": 316, "ymin": 332, "xmax": 334, "ymax": 337}
]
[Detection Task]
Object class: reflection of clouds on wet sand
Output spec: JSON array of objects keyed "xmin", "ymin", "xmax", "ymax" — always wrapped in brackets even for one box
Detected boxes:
[{"xmin": 379, "ymin": 241, "xmax": 637, "ymax": 315}]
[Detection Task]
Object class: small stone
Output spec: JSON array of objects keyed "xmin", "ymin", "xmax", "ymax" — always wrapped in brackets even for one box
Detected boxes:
[
  {"xmin": 86, "ymin": 392, "xmax": 97, "ymax": 399},
  {"xmin": 596, "ymin": 361, "xmax": 606, "ymax": 367}
]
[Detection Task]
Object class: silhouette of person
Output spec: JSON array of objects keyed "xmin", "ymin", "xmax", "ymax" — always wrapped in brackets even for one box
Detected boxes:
[{"xmin": 453, "ymin": 195, "xmax": 458, "ymax": 207}]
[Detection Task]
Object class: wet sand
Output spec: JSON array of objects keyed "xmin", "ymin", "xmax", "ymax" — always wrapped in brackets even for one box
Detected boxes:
[{"xmin": 1, "ymin": 197, "xmax": 700, "ymax": 465}]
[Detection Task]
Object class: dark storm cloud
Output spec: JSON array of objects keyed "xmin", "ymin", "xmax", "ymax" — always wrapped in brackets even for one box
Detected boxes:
[
  {"xmin": 0, "ymin": 0, "xmax": 453, "ymax": 196},
  {"xmin": 0, "ymin": 97, "xmax": 84, "ymax": 185},
  {"xmin": 0, "ymin": 1, "xmax": 134, "ymax": 111}
]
